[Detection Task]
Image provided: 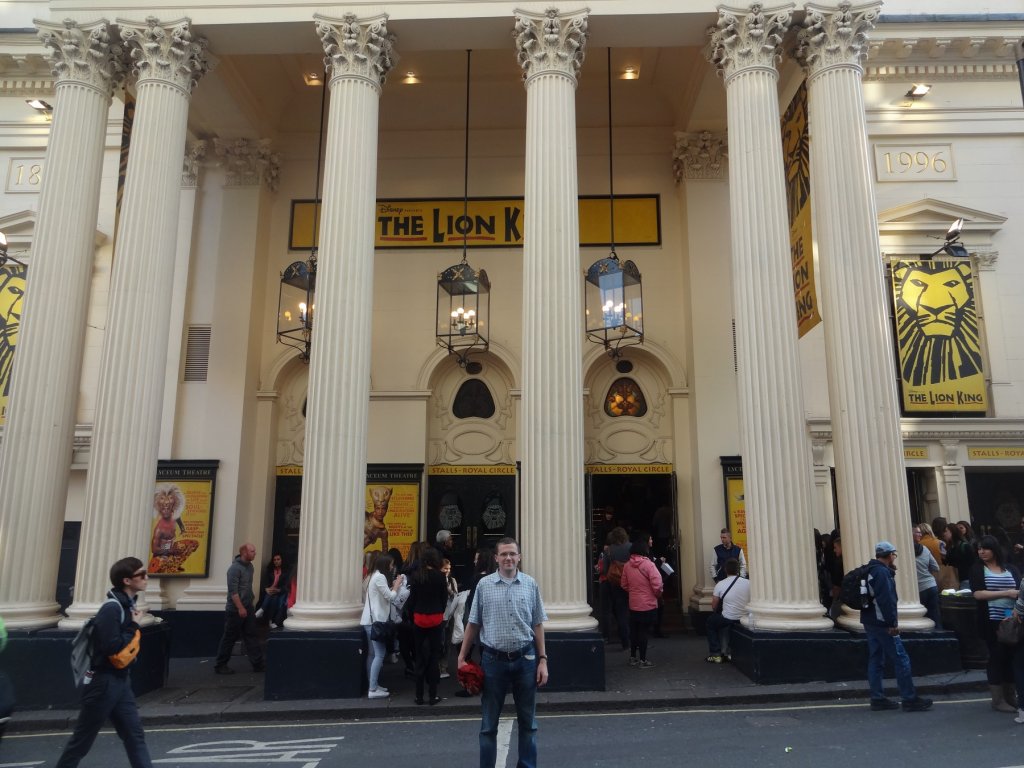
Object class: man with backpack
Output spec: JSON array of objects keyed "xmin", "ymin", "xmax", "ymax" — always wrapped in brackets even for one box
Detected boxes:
[
  {"xmin": 56, "ymin": 556, "xmax": 154, "ymax": 767},
  {"xmin": 862, "ymin": 541, "xmax": 932, "ymax": 713}
]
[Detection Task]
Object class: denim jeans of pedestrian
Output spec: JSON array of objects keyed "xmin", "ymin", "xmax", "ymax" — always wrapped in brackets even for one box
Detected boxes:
[
  {"xmin": 864, "ymin": 624, "xmax": 916, "ymax": 702},
  {"xmin": 918, "ymin": 587, "xmax": 942, "ymax": 630},
  {"xmin": 55, "ymin": 672, "xmax": 153, "ymax": 768},
  {"xmin": 364, "ymin": 625, "xmax": 386, "ymax": 691},
  {"xmin": 1014, "ymin": 639, "xmax": 1024, "ymax": 706},
  {"xmin": 214, "ymin": 608, "xmax": 264, "ymax": 669},
  {"xmin": 705, "ymin": 612, "xmax": 739, "ymax": 655},
  {"xmin": 480, "ymin": 649, "xmax": 538, "ymax": 768}
]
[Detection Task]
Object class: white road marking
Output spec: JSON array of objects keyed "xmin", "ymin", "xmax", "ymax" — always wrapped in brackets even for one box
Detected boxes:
[
  {"xmin": 0, "ymin": 762, "xmax": 46, "ymax": 767},
  {"xmin": 495, "ymin": 718, "xmax": 514, "ymax": 768},
  {"xmin": 154, "ymin": 736, "xmax": 343, "ymax": 765}
]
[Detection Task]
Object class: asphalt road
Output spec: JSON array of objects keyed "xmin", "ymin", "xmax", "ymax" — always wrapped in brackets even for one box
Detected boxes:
[{"xmin": 3, "ymin": 695, "xmax": 1024, "ymax": 768}]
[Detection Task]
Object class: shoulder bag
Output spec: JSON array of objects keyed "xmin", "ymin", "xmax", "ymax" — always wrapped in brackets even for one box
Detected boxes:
[
  {"xmin": 714, "ymin": 575, "xmax": 739, "ymax": 614},
  {"xmin": 368, "ymin": 578, "xmax": 395, "ymax": 644}
]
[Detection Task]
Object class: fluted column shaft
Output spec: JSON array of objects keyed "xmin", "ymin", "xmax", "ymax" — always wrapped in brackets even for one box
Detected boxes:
[
  {"xmin": 286, "ymin": 14, "xmax": 395, "ymax": 630},
  {"xmin": 514, "ymin": 8, "xmax": 596, "ymax": 630},
  {"xmin": 708, "ymin": 4, "xmax": 832, "ymax": 631},
  {"xmin": 797, "ymin": 3, "xmax": 928, "ymax": 629},
  {"xmin": 0, "ymin": 21, "xmax": 123, "ymax": 629},
  {"xmin": 62, "ymin": 18, "xmax": 209, "ymax": 626}
]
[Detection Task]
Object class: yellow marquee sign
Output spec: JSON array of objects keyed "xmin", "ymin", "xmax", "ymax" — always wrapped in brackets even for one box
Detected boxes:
[
  {"xmin": 290, "ymin": 195, "xmax": 661, "ymax": 251},
  {"xmin": 968, "ymin": 447, "xmax": 1024, "ymax": 460},
  {"xmin": 428, "ymin": 465, "xmax": 517, "ymax": 475},
  {"xmin": 586, "ymin": 464, "xmax": 673, "ymax": 475}
]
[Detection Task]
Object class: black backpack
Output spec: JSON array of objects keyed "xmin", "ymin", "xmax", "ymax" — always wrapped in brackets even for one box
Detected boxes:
[{"xmin": 840, "ymin": 564, "xmax": 874, "ymax": 611}]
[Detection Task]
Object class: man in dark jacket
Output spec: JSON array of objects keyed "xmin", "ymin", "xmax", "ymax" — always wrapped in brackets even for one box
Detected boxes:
[
  {"xmin": 55, "ymin": 556, "xmax": 153, "ymax": 767},
  {"xmin": 214, "ymin": 542, "xmax": 264, "ymax": 674},
  {"xmin": 862, "ymin": 541, "xmax": 932, "ymax": 712}
]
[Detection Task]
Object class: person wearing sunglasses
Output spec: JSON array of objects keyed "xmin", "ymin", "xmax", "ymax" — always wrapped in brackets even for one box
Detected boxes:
[{"xmin": 55, "ymin": 557, "xmax": 153, "ymax": 767}]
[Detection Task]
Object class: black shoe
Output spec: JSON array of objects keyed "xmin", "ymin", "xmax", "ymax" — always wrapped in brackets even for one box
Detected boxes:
[
  {"xmin": 870, "ymin": 698, "xmax": 900, "ymax": 711},
  {"xmin": 415, "ymin": 698, "xmax": 426, "ymax": 705},
  {"xmin": 429, "ymin": 696, "xmax": 442, "ymax": 706},
  {"xmin": 454, "ymin": 689, "xmax": 473, "ymax": 698},
  {"xmin": 214, "ymin": 665, "xmax": 235, "ymax": 675},
  {"xmin": 902, "ymin": 697, "xmax": 933, "ymax": 712}
]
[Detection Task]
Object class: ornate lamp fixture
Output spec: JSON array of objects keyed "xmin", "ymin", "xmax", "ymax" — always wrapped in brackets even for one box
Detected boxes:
[
  {"xmin": 436, "ymin": 50, "xmax": 490, "ymax": 367},
  {"xmin": 0, "ymin": 232, "xmax": 28, "ymax": 268},
  {"xmin": 276, "ymin": 70, "xmax": 326, "ymax": 362},
  {"xmin": 585, "ymin": 49, "xmax": 643, "ymax": 359}
]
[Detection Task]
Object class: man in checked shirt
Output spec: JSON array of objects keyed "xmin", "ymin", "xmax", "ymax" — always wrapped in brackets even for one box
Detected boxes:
[{"xmin": 458, "ymin": 536, "xmax": 548, "ymax": 768}]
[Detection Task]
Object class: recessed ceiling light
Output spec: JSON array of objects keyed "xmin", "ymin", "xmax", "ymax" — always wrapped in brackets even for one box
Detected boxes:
[
  {"xmin": 620, "ymin": 66, "xmax": 639, "ymax": 81},
  {"xmin": 303, "ymin": 72, "xmax": 323, "ymax": 86},
  {"xmin": 403, "ymin": 71, "xmax": 420, "ymax": 84}
]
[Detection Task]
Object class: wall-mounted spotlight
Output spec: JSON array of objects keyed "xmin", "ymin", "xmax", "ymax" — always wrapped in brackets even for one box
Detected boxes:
[
  {"xmin": 905, "ymin": 83, "xmax": 931, "ymax": 99},
  {"xmin": 25, "ymin": 99, "xmax": 53, "ymax": 114}
]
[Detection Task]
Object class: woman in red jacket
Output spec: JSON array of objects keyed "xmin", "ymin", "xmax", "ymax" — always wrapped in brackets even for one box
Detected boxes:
[{"xmin": 620, "ymin": 538, "xmax": 663, "ymax": 669}]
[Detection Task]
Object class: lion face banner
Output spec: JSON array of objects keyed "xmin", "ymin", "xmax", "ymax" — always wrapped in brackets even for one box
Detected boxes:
[
  {"xmin": 891, "ymin": 259, "xmax": 987, "ymax": 414},
  {"xmin": 0, "ymin": 262, "xmax": 27, "ymax": 426}
]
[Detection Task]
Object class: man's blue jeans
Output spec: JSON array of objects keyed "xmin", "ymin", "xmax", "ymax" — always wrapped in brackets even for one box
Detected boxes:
[
  {"xmin": 479, "ymin": 649, "xmax": 538, "ymax": 768},
  {"xmin": 864, "ymin": 624, "xmax": 916, "ymax": 702}
]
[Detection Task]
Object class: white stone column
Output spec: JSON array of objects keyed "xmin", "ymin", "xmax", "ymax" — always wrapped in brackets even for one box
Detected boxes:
[
  {"xmin": 61, "ymin": 18, "xmax": 209, "ymax": 627},
  {"xmin": 285, "ymin": 14, "xmax": 395, "ymax": 630},
  {"xmin": 514, "ymin": 7, "xmax": 596, "ymax": 631},
  {"xmin": 707, "ymin": 4, "xmax": 832, "ymax": 631},
  {"xmin": 936, "ymin": 440, "xmax": 971, "ymax": 522},
  {"xmin": 797, "ymin": 2, "xmax": 928, "ymax": 629},
  {"xmin": 0, "ymin": 20, "xmax": 123, "ymax": 629}
]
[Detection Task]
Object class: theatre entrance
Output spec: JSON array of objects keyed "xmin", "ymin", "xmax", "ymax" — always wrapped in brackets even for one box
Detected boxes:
[
  {"xmin": 586, "ymin": 467, "xmax": 679, "ymax": 604},
  {"xmin": 425, "ymin": 465, "xmax": 517, "ymax": 588}
]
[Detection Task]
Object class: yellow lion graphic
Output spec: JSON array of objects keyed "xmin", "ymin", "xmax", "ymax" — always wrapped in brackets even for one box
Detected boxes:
[
  {"xmin": 893, "ymin": 261, "xmax": 983, "ymax": 386},
  {"xmin": 0, "ymin": 265, "xmax": 27, "ymax": 400}
]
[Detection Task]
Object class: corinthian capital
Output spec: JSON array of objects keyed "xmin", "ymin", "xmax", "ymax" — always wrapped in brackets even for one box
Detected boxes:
[
  {"xmin": 514, "ymin": 7, "xmax": 589, "ymax": 84},
  {"xmin": 182, "ymin": 140, "xmax": 206, "ymax": 187},
  {"xmin": 673, "ymin": 131, "xmax": 728, "ymax": 181},
  {"xmin": 314, "ymin": 13, "xmax": 396, "ymax": 89},
  {"xmin": 214, "ymin": 138, "xmax": 280, "ymax": 192},
  {"xmin": 36, "ymin": 19, "xmax": 125, "ymax": 96},
  {"xmin": 118, "ymin": 17, "xmax": 210, "ymax": 95},
  {"xmin": 796, "ymin": 2, "xmax": 881, "ymax": 75},
  {"xmin": 706, "ymin": 4, "xmax": 794, "ymax": 81}
]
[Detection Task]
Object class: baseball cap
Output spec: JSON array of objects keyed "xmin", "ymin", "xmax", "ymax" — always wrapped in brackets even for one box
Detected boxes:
[{"xmin": 875, "ymin": 541, "xmax": 897, "ymax": 557}]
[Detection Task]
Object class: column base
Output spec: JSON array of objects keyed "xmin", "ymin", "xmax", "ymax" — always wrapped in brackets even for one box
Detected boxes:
[
  {"xmin": 285, "ymin": 602, "xmax": 362, "ymax": 631},
  {"xmin": 265, "ymin": 629, "xmax": 365, "ymax": 699},
  {"xmin": 728, "ymin": 624, "xmax": 962, "ymax": 684},
  {"xmin": 541, "ymin": 603, "xmax": 599, "ymax": 632},
  {"xmin": 544, "ymin": 631, "xmax": 605, "ymax": 692},
  {"xmin": 835, "ymin": 603, "xmax": 934, "ymax": 632},
  {"xmin": 0, "ymin": 622, "xmax": 171, "ymax": 708},
  {"xmin": 743, "ymin": 600, "xmax": 836, "ymax": 632},
  {"xmin": 0, "ymin": 601, "xmax": 62, "ymax": 629}
]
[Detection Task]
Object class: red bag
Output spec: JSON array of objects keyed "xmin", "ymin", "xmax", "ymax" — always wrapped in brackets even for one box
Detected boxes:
[
  {"xmin": 606, "ymin": 560, "xmax": 625, "ymax": 587},
  {"xmin": 458, "ymin": 661, "xmax": 484, "ymax": 695}
]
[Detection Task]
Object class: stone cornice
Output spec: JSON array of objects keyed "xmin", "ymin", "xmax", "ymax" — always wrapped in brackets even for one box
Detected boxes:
[
  {"xmin": 213, "ymin": 137, "xmax": 279, "ymax": 191},
  {"xmin": 808, "ymin": 416, "xmax": 1024, "ymax": 443},
  {"xmin": 36, "ymin": 19, "xmax": 124, "ymax": 98},
  {"xmin": 0, "ymin": 53, "xmax": 55, "ymax": 94},
  {"xmin": 118, "ymin": 17, "xmax": 210, "ymax": 95},
  {"xmin": 796, "ymin": 2, "xmax": 881, "ymax": 75},
  {"xmin": 706, "ymin": 4, "xmax": 794, "ymax": 81},
  {"xmin": 314, "ymin": 13, "xmax": 396, "ymax": 91},
  {"xmin": 514, "ymin": 7, "xmax": 589, "ymax": 85},
  {"xmin": 673, "ymin": 130, "xmax": 728, "ymax": 181}
]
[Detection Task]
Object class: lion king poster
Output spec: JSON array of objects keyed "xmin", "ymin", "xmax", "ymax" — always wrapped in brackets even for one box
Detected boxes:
[
  {"xmin": 0, "ymin": 262, "xmax": 27, "ymax": 426},
  {"xmin": 891, "ymin": 259, "xmax": 987, "ymax": 414}
]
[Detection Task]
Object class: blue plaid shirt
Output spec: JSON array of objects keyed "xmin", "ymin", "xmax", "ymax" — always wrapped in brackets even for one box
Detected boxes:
[{"xmin": 468, "ymin": 570, "xmax": 547, "ymax": 652}]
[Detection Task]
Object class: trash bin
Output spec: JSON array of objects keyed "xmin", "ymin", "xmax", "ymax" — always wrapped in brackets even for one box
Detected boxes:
[{"xmin": 940, "ymin": 594, "xmax": 987, "ymax": 669}]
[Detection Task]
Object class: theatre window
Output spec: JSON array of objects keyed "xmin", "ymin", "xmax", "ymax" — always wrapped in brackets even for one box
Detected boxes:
[
  {"xmin": 453, "ymin": 378, "xmax": 496, "ymax": 419},
  {"xmin": 605, "ymin": 377, "xmax": 646, "ymax": 418}
]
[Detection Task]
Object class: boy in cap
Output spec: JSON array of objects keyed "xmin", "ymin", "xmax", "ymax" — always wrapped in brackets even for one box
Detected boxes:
[{"xmin": 863, "ymin": 540, "xmax": 932, "ymax": 712}]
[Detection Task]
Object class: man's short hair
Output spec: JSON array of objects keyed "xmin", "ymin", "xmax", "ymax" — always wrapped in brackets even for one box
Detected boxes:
[
  {"xmin": 724, "ymin": 558, "xmax": 739, "ymax": 576},
  {"xmin": 110, "ymin": 557, "xmax": 144, "ymax": 589},
  {"xmin": 496, "ymin": 536, "xmax": 519, "ymax": 551},
  {"xmin": 720, "ymin": 528, "xmax": 730, "ymax": 536},
  {"xmin": 436, "ymin": 529, "xmax": 452, "ymax": 545}
]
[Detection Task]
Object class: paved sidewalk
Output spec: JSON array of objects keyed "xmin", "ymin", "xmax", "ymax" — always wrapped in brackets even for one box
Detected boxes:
[{"xmin": 7, "ymin": 634, "xmax": 986, "ymax": 732}]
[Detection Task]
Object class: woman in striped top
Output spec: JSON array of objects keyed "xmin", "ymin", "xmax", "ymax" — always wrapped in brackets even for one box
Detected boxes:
[{"xmin": 969, "ymin": 534, "xmax": 1021, "ymax": 713}]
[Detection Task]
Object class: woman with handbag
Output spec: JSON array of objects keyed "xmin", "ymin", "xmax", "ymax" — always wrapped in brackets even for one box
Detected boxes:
[
  {"xmin": 969, "ymin": 535, "xmax": 1020, "ymax": 713},
  {"xmin": 360, "ymin": 554, "xmax": 405, "ymax": 700},
  {"xmin": 407, "ymin": 547, "xmax": 449, "ymax": 705},
  {"xmin": 619, "ymin": 538, "xmax": 663, "ymax": 668}
]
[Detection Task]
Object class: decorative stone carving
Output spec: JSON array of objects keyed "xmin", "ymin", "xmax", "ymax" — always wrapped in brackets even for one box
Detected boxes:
[
  {"xmin": 706, "ymin": 3, "xmax": 793, "ymax": 81},
  {"xmin": 213, "ymin": 138, "xmax": 279, "ymax": 191},
  {"xmin": 796, "ymin": 2, "xmax": 880, "ymax": 73},
  {"xmin": 811, "ymin": 439, "xmax": 827, "ymax": 466},
  {"xmin": 119, "ymin": 17, "xmax": 210, "ymax": 94},
  {"xmin": 36, "ymin": 19, "xmax": 124, "ymax": 96},
  {"xmin": 974, "ymin": 250, "xmax": 998, "ymax": 270},
  {"xmin": 514, "ymin": 7, "xmax": 589, "ymax": 82},
  {"xmin": 314, "ymin": 13, "xmax": 396, "ymax": 89},
  {"xmin": 673, "ymin": 131, "xmax": 728, "ymax": 181},
  {"xmin": 182, "ymin": 139, "xmax": 206, "ymax": 187},
  {"xmin": 940, "ymin": 439, "xmax": 960, "ymax": 466}
]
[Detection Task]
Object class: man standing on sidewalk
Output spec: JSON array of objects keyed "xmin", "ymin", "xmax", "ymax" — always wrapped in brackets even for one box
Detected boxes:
[
  {"xmin": 458, "ymin": 537, "xmax": 548, "ymax": 768},
  {"xmin": 55, "ymin": 557, "xmax": 153, "ymax": 768},
  {"xmin": 863, "ymin": 540, "xmax": 932, "ymax": 712},
  {"xmin": 214, "ymin": 542, "xmax": 264, "ymax": 674}
]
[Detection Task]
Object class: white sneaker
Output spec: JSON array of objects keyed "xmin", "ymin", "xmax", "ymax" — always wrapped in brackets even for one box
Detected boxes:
[
  {"xmin": 439, "ymin": 672, "xmax": 451, "ymax": 679},
  {"xmin": 269, "ymin": 622, "xmax": 278, "ymax": 629},
  {"xmin": 1016, "ymin": 709, "xmax": 1024, "ymax": 724},
  {"xmin": 255, "ymin": 608, "xmax": 264, "ymax": 619},
  {"xmin": 368, "ymin": 688, "xmax": 390, "ymax": 699},
  {"xmin": 389, "ymin": 653, "xmax": 400, "ymax": 664}
]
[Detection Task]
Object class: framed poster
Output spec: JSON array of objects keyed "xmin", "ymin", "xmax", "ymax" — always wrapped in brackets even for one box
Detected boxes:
[
  {"xmin": 719, "ymin": 456, "xmax": 748, "ymax": 567},
  {"xmin": 148, "ymin": 460, "xmax": 219, "ymax": 577},
  {"xmin": 365, "ymin": 465, "xmax": 423, "ymax": 562}
]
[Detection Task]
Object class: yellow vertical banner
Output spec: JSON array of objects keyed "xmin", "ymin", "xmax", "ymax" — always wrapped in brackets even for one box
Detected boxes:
[
  {"xmin": 720, "ymin": 457, "xmax": 749, "ymax": 570},
  {"xmin": 891, "ymin": 259, "xmax": 987, "ymax": 413},
  {"xmin": 0, "ymin": 263, "xmax": 27, "ymax": 426},
  {"xmin": 782, "ymin": 82, "xmax": 821, "ymax": 337}
]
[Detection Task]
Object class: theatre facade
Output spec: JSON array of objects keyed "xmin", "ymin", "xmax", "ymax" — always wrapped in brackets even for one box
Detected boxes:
[{"xmin": 0, "ymin": 0, "xmax": 1022, "ymax": 694}]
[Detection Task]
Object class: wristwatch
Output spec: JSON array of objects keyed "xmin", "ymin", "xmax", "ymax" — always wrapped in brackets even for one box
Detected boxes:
[{"xmin": 538, "ymin": 655, "xmax": 548, "ymax": 660}]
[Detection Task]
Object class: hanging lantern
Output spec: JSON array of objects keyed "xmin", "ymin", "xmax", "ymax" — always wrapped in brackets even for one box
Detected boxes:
[
  {"xmin": 277, "ymin": 256, "xmax": 316, "ymax": 361},
  {"xmin": 437, "ymin": 260, "xmax": 489, "ymax": 367},
  {"xmin": 585, "ymin": 254, "xmax": 643, "ymax": 358}
]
